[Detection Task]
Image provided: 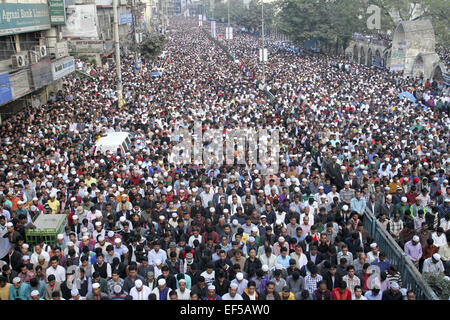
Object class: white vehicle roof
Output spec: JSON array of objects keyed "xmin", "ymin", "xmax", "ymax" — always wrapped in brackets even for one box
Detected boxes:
[{"xmin": 96, "ymin": 132, "xmax": 130, "ymax": 147}]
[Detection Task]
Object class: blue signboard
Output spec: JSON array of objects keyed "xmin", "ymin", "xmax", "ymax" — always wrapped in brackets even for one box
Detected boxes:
[
  {"xmin": 0, "ymin": 72, "xmax": 13, "ymax": 105},
  {"xmin": 119, "ymin": 12, "xmax": 132, "ymax": 25},
  {"xmin": 372, "ymin": 56, "xmax": 385, "ymax": 69}
]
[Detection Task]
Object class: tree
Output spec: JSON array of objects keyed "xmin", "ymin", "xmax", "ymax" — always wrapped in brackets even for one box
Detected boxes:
[
  {"xmin": 368, "ymin": 0, "xmax": 450, "ymax": 46},
  {"xmin": 275, "ymin": 0, "xmax": 366, "ymax": 50},
  {"xmin": 138, "ymin": 33, "xmax": 167, "ymax": 60}
]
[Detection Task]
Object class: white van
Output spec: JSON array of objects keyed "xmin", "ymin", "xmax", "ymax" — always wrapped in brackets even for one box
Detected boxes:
[{"xmin": 93, "ymin": 132, "xmax": 132, "ymax": 155}]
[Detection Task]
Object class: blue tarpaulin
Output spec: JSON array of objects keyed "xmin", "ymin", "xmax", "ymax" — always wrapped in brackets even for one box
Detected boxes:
[{"xmin": 398, "ymin": 91, "xmax": 417, "ymax": 105}]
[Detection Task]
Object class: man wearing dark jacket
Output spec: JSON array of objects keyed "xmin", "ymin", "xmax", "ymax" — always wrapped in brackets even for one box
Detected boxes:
[
  {"xmin": 382, "ymin": 281, "xmax": 403, "ymax": 300},
  {"xmin": 259, "ymin": 281, "xmax": 281, "ymax": 300},
  {"xmin": 322, "ymin": 264, "xmax": 342, "ymax": 291}
]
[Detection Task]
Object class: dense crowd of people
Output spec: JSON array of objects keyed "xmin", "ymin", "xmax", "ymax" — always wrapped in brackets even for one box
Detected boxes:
[{"xmin": 0, "ymin": 17, "xmax": 449, "ymax": 301}]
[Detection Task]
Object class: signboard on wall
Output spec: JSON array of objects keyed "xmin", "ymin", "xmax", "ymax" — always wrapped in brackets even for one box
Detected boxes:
[
  {"xmin": 0, "ymin": 3, "xmax": 51, "ymax": 37},
  {"xmin": 51, "ymin": 56, "xmax": 75, "ymax": 80},
  {"xmin": 0, "ymin": 73, "xmax": 13, "ymax": 105},
  {"xmin": 10, "ymin": 70, "xmax": 31, "ymax": 99},
  {"xmin": 31, "ymin": 58, "xmax": 53, "ymax": 89},
  {"xmin": 49, "ymin": 0, "xmax": 66, "ymax": 25},
  {"xmin": 62, "ymin": 4, "xmax": 99, "ymax": 39},
  {"xmin": 119, "ymin": 12, "xmax": 132, "ymax": 25}
]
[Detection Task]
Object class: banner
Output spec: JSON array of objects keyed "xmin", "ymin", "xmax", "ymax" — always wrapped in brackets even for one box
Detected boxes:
[
  {"xmin": 62, "ymin": 4, "xmax": 99, "ymax": 39},
  {"xmin": 0, "ymin": 72, "xmax": 13, "ymax": 105},
  {"xmin": 226, "ymin": 26, "xmax": 233, "ymax": 40},
  {"xmin": 211, "ymin": 20, "xmax": 216, "ymax": 38},
  {"xmin": 372, "ymin": 56, "xmax": 385, "ymax": 69},
  {"xmin": 49, "ymin": 0, "xmax": 66, "ymax": 25},
  {"xmin": 259, "ymin": 48, "xmax": 268, "ymax": 62},
  {"xmin": 390, "ymin": 41, "xmax": 406, "ymax": 71},
  {"xmin": 10, "ymin": 70, "xmax": 31, "ymax": 99},
  {"xmin": 51, "ymin": 56, "xmax": 75, "ymax": 80},
  {"xmin": 119, "ymin": 12, "xmax": 132, "ymax": 25},
  {"xmin": 95, "ymin": 0, "xmax": 112, "ymax": 5},
  {"xmin": 443, "ymin": 73, "xmax": 450, "ymax": 87},
  {"xmin": 0, "ymin": 3, "xmax": 51, "ymax": 36},
  {"xmin": 31, "ymin": 58, "xmax": 53, "ymax": 89}
]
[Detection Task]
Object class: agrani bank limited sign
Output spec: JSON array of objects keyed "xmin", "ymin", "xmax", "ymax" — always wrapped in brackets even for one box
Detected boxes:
[{"xmin": 0, "ymin": 3, "xmax": 51, "ymax": 36}]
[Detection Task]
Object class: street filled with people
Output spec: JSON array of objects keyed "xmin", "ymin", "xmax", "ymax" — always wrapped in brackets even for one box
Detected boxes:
[{"xmin": 0, "ymin": 17, "xmax": 449, "ymax": 300}]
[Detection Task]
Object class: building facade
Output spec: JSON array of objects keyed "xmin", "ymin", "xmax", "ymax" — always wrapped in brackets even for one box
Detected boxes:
[{"xmin": 0, "ymin": 0, "xmax": 74, "ymax": 121}]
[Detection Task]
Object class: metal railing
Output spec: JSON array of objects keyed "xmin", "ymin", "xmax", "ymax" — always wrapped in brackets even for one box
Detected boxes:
[{"xmin": 363, "ymin": 212, "xmax": 440, "ymax": 300}]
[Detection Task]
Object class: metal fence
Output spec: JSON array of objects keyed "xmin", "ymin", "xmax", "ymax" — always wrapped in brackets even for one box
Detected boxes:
[{"xmin": 363, "ymin": 212, "xmax": 440, "ymax": 300}]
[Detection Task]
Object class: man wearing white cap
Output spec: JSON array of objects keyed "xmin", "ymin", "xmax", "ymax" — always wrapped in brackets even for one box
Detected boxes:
[
  {"xmin": 151, "ymin": 278, "xmax": 170, "ymax": 300},
  {"xmin": 86, "ymin": 282, "xmax": 109, "ymax": 300},
  {"xmin": 422, "ymin": 253, "xmax": 445, "ymax": 276},
  {"xmin": 175, "ymin": 278, "xmax": 191, "ymax": 300},
  {"xmin": 9, "ymin": 277, "xmax": 29, "ymax": 300},
  {"xmin": 221, "ymin": 282, "xmax": 243, "ymax": 300},
  {"xmin": 113, "ymin": 237, "xmax": 127, "ymax": 256},
  {"xmin": 404, "ymin": 235, "xmax": 423, "ymax": 268},
  {"xmin": 366, "ymin": 243, "xmax": 379, "ymax": 264},
  {"xmin": 381, "ymin": 281, "xmax": 403, "ymax": 300},
  {"xmin": 30, "ymin": 289, "xmax": 43, "ymax": 300},
  {"xmin": 230, "ymin": 272, "xmax": 248, "ymax": 295},
  {"xmin": 69, "ymin": 287, "xmax": 85, "ymax": 300},
  {"xmin": 129, "ymin": 279, "xmax": 151, "ymax": 300}
]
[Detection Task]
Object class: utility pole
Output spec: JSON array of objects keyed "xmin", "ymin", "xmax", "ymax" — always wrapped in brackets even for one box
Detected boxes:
[
  {"xmin": 113, "ymin": 0, "xmax": 123, "ymax": 107},
  {"xmin": 261, "ymin": 0, "xmax": 265, "ymax": 87},
  {"xmin": 227, "ymin": 0, "xmax": 230, "ymax": 26}
]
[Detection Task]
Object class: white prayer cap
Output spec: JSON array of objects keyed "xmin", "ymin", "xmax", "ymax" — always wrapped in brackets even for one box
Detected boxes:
[
  {"xmin": 122, "ymin": 247, "xmax": 128, "ymax": 253},
  {"xmin": 95, "ymin": 212, "xmax": 102, "ymax": 218},
  {"xmin": 72, "ymin": 215, "xmax": 78, "ymax": 220},
  {"xmin": 172, "ymin": 212, "xmax": 178, "ymax": 218},
  {"xmin": 262, "ymin": 265, "xmax": 269, "ymax": 272},
  {"xmin": 113, "ymin": 285, "xmax": 122, "ymax": 293},
  {"xmin": 119, "ymin": 216, "xmax": 126, "ymax": 222},
  {"xmin": 230, "ymin": 283, "xmax": 239, "ymax": 289},
  {"xmin": 82, "ymin": 235, "xmax": 88, "ymax": 241},
  {"xmin": 386, "ymin": 195, "xmax": 392, "ymax": 199},
  {"xmin": 370, "ymin": 243, "xmax": 377, "ymax": 248},
  {"xmin": 401, "ymin": 197, "xmax": 407, "ymax": 202},
  {"xmin": 232, "ymin": 219, "xmax": 238, "ymax": 226},
  {"xmin": 248, "ymin": 236, "xmax": 255, "ymax": 242},
  {"xmin": 278, "ymin": 236, "xmax": 285, "ymax": 242},
  {"xmin": 67, "ymin": 241, "xmax": 74, "ymax": 246},
  {"xmin": 159, "ymin": 215, "xmax": 165, "ymax": 220},
  {"xmin": 108, "ymin": 231, "xmax": 115, "ymax": 237},
  {"xmin": 92, "ymin": 283, "xmax": 100, "ymax": 289},
  {"xmin": 31, "ymin": 290, "xmax": 40, "ymax": 297},
  {"xmin": 13, "ymin": 277, "xmax": 21, "ymax": 284},
  {"xmin": 114, "ymin": 238, "xmax": 121, "ymax": 243},
  {"xmin": 6, "ymin": 222, "xmax": 13, "ymax": 227},
  {"xmin": 236, "ymin": 272, "xmax": 243, "ymax": 281},
  {"xmin": 294, "ymin": 187, "xmax": 300, "ymax": 193},
  {"xmin": 390, "ymin": 282, "xmax": 400, "ymax": 290},
  {"xmin": 251, "ymin": 226, "xmax": 258, "ymax": 233},
  {"xmin": 223, "ymin": 209, "xmax": 229, "ymax": 213},
  {"xmin": 158, "ymin": 279, "xmax": 166, "ymax": 286},
  {"xmin": 155, "ymin": 259, "xmax": 162, "ymax": 265},
  {"xmin": 71, "ymin": 288, "xmax": 79, "ymax": 296},
  {"xmin": 433, "ymin": 253, "xmax": 441, "ymax": 260},
  {"xmin": 209, "ymin": 207, "xmax": 215, "ymax": 212},
  {"xmin": 22, "ymin": 243, "xmax": 29, "ymax": 249},
  {"xmin": 95, "ymin": 221, "xmax": 101, "ymax": 226},
  {"xmin": 413, "ymin": 235, "xmax": 419, "ymax": 242},
  {"xmin": 167, "ymin": 186, "xmax": 172, "ymax": 192},
  {"xmin": 22, "ymin": 255, "xmax": 30, "ymax": 260},
  {"xmin": 342, "ymin": 205, "xmax": 349, "ymax": 211},
  {"xmin": 208, "ymin": 285, "xmax": 215, "ymax": 290},
  {"xmin": 344, "ymin": 181, "xmax": 350, "ymax": 185},
  {"xmin": 135, "ymin": 279, "xmax": 143, "ymax": 288},
  {"xmin": 57, "ymin": 234, "xmax": 64, "ymax": 240},
  {"xmin": 98, "ymin": 236, "xmax": 105, "ymax": 241}
]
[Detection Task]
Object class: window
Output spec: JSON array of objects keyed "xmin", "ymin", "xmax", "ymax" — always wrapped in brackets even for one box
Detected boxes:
[
  {"xmin": 0, "ymin": 36, "xmax": 17, "ymax": 61},
  {"xmin": 18, "ymin": 32, "xmax": 40, "ymax": 52}
]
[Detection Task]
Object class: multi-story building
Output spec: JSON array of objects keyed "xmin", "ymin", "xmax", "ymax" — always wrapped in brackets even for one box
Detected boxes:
[{"xmin": 0, "ymin": 0, "xmax": 74, "ymax": 121}]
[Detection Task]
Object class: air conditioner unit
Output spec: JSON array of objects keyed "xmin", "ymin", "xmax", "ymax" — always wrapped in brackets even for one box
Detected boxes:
[
  {"xmin": 11, "ymin": 53, "xmax": 29, "ymax": 68},
  {"xmin": 28, "ymin": 51, "xmax": 40, "ymax": 64},
  {"xmin": 36, "ymin": 45, "xmax": 47, "ymax": 58}
]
